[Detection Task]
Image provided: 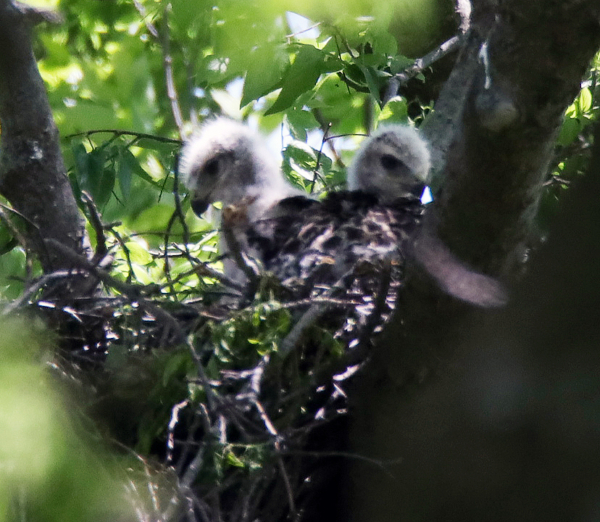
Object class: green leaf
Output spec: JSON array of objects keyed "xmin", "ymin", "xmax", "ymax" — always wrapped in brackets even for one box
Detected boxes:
[
  {"xmin": 71, "ymin": 142, "xmax": 89, "ymax": 180},
  {"xmin": 284, "ymin": 140, "xmax": 318, "ymax": 178},
  {"xmin": 362, "ymin": 25, "xmax": 398, "ymax": 56},
  {"xmin": 265, "ymin": 45, "xmax": 326, "ymax": 115},
  {"xmin": 576, "ymin": 87, "xmax": 592, "ymax": 115},
  {"xmin": 558, "ymin": 117, "xmax": 581, "ymax": 147},
  {"xmin": 358, "ymin": 64, "xmax": 382, "ymax": 105},
  {"xmin": 61, "ymin": 101, "xmax": 120, "ymax": 135},
  {"xmin": 75, "ymin": 146, "xmax": 115, "ymax": 208},
  {"xmin": 124, "ymin": 238, "xmax": 153, "ymax": 265},
  {"xmin": 170, "ymin": 0, "xmax": 210, "ymax": 35},
  {"xmin": 225, "ymin": 449, "xmax": 245, "ymax": 469},
  {"xmin": 162, "ymin": 351, "xmax": 191, "ymax": 387},
  {"xmin": 378, "ymin": 96, "xmax": 408, "ymax": 124},
  {"xmin": 126, "ymin": 154, "xmax": 163, "ymax": 188},
  {"xmin": 135, "ymin": 138, "xmax": 179, "ymax": 154},
  {"xmin": 241, "ymin": 43, "xmax": 288, "ymax": 107},
  {"xmin": 0, "ymin": 248, "xmax": 27, "ymax": 300},
  {"xmin": 285, "ymin": 108, "xmax": 319, "ymax": 140},
  {"xmin": 91, "ymin": 152, "xmax": 116, "ymax": 208},
  {"xmin": 343, "ymin": 63, "xmax": 370, "ymax": 90},
  {"xmin": 130, "ymin": 204, "xmax": 177, "ymax": 234},
  {"xmin": 0, "ymin": 223, "xmax": 17, "ymax": 256},
  {"xmin": 117, "ymin": 148, "xmax": 134, "ymax": 200},
  {"xmin": 390, "ymin": 55, "xmax": 414, "ymax": 75}
]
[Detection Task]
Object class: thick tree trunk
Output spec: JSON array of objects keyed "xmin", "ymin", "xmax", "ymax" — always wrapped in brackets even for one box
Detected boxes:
[
  {"xmin": 0, "ymin": 0, "xmax": 86, "ymax": 277},
  {"xmin": 348, "ymin": 1, "xmax": 600, "ymax": 520},
  {"xmin": 430, "ymin": 0, "xmax": 600, "ymax": 275}
]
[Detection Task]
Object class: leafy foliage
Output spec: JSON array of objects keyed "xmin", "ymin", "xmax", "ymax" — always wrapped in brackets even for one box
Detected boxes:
[{"xmin": 539, "ymin": 54, "xmax": 600, "ymax": 232}]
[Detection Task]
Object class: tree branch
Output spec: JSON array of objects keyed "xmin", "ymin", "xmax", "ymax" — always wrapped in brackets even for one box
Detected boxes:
[
  {"xmin": 0, "ymin": 0, "xmax": 88, "ymax": 282},
  {"xmin": 383, "ymin": 35, "xmax": 463, "ymax": 105},
  {"xmin": 133, "ymin": 0, "xmax": 186, "ymax": 139},
  {"xmin": 430, "ymin": 0, "xmax": 600, "ymax": 275}
]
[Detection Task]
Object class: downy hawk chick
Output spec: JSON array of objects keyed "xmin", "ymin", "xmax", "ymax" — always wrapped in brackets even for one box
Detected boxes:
[
  {"xmin": 347, "ymin": 124, "xmax": 506, "ymax": 308},
  {"xmin": 179, "ymin": 117, "xmax": 307, "ymax": 288},
  {"xmin": 347, "ymin": 124, "xmax": 430, "ymax": 199},
  {"xmin": 250, "ymin": 124, "xmax": 430, "ymax": 293}
]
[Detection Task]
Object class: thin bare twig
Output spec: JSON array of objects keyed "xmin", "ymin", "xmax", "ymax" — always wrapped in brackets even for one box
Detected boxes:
[
  {"xmin": 279, "ymin": 302, "xmax": 327, "ymax": 359},
  {"xmin": 64, "ymin": 129, "xmax": 181, "ymax": 144},
  {"xmin": 239, "ymin": 475, "xmax": 262, "ymax": 522},
  {"xmin": 0, "ymin": 205, "xmax": 28, "ymax": 252},
  {"xmin": 105, "ymin": 225, "xmax": 136, "ymax": 284},
  {"xmin": 175, "ymin": 414, "xmax": 204, "ymax": 477},
  {"xmin": 140, "ymin": 298, "xmax": 186, "ymax": 345},
  {"xmin": 251, "ymin": 399, "xmax": 296, "ymax": 516},
  {"xmin": 81, "ymin": 191, "xmax": 109, "ymax": 264},
  {"xmin": 44, "ymin": 238, "xmax": 139, "ymax": 296},
  {"xmin": 278, "ymin": 296, "xmax": 361, "ymax": 309},
  {"xmin": 42, "ymin": 238, "xmax": 192, "ymax": 345},
  {"xmin": 164, "ymin": 155, "xmax": 194, "ymax": 295},
  {"xmin": 276, "ymin": 450, "xmax": 296, "ymax": 518},
  {"xmin": 1, "ymin": 270, "xmax": 80, "ymax": 316},
  {"xmin": 92, "ymin": 0, "xmax": 186, "ymax": 138},
  {"xmin": 282, "ymin": 450, "xmax": 402, "ymax": 476},
  {"xmin": 180, "ymin": 437, "xmax": 206, "ymax": 489},
  {"xmin": 285, "ymin": 21, "xmax": 322, "ymax": 41},
  {"xmin": 310, "ymin": 123, "xmax": 331, "ymax": 194},
  {"xmin": 172, "ymin": 155, "xmax": 191, "ymax": 250},
  {"xmin": 162, "ymin": 248, "xmax": 244, "ymax": 292},
  {"xmin": 191, "ymin": 261, "xmax": 244, "ymax": 292},
  {"xmin": 544, "ymin": 175, "xmax": 572, "ymax": 187},
  {"xmin": 131, "ymin": 0, "xmax": 159, "ymax": 39},
  {"xmin": 187, "ymin": 340, "xmax": 220, "ymax": 412},
  {"xmin": 0, "ymin": 202, "xmax": 49, "ymax": 272},
  {"xmin": 279, "ymin": 272, "xmax": 358, "ymax": 358},
  {"xmin": 163, "ymin": 210, "xmax": 179, "ymax": 295},
  {"xmin": 383, "ymin": 35, "xmax": 463, "ymax": 105}
]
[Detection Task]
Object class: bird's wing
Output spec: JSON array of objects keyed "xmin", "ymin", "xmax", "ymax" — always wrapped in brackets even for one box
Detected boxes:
[{"xmin": 248, "ymin": 191, "xmax": 424, "ymax": 291}]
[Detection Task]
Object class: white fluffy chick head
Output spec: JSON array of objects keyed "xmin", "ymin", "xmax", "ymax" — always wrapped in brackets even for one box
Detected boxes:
[
  {"xmin": 179, "ymin": 118, "xmax": 291, "ymax": 220},
  {"xmin": 347, "ymin": 124, "xmax": 431, "ymax": 201}
]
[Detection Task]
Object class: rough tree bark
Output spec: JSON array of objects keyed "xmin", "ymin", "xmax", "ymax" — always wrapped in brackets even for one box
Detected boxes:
[
  {"xmin": 0, "ymin": 0, "xmax": 87, "ymax": 280},
  {"xmin": 348, "ymin": 1, "xmax": 600, "ymax": 520}
]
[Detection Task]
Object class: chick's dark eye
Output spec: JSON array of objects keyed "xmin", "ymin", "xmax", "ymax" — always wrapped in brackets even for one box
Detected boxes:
[
  {"xmin": 380, "ymin": 154, "xmax": 403, "ymax": 170},
  {"xmin": 204, "ymin": 158, "xmax": 220, "ymax": 176}
]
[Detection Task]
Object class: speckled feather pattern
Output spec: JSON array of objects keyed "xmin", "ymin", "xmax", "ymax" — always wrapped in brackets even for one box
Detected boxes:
[{"xmin": 248, "ymin": 190, "xmax": 424, "ymax": 293}]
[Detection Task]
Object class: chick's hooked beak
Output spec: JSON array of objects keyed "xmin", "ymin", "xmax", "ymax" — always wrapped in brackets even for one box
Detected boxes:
[{"xmin": 191, "ymin": 196, "xmax": 210, "ymax": 216}]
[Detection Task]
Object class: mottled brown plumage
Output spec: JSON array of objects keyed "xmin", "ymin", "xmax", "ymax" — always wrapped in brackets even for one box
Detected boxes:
[{"xmin": 250, "ymin": 191, "xmax": 424, "ymax": 292}]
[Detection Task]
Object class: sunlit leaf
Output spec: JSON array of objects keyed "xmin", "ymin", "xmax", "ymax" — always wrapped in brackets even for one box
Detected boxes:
[
  {"xmin": 378, "ymin": 96, "xmax": 408, "ymax": 123},
  {"xmin": 285, "ymin": 108, "xmax": 320, "ymax": 140},
  {"xmin": 241, "ymin": 43, "xmax": 288, "ymax": 107},
  {"xmin": 266, "ymin": 45, "xmax": 333, "ymax": 115},
  {"xmin": 558, "ymin": 117, "xmax": 581, "ymax": 147},
  {"xmin": 225, "ymin": 449, "xmax": 245, "ymax": 468},
  {"xmin": 576, "ymin": 87, "xmax": 592, "ymax": 115}
]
